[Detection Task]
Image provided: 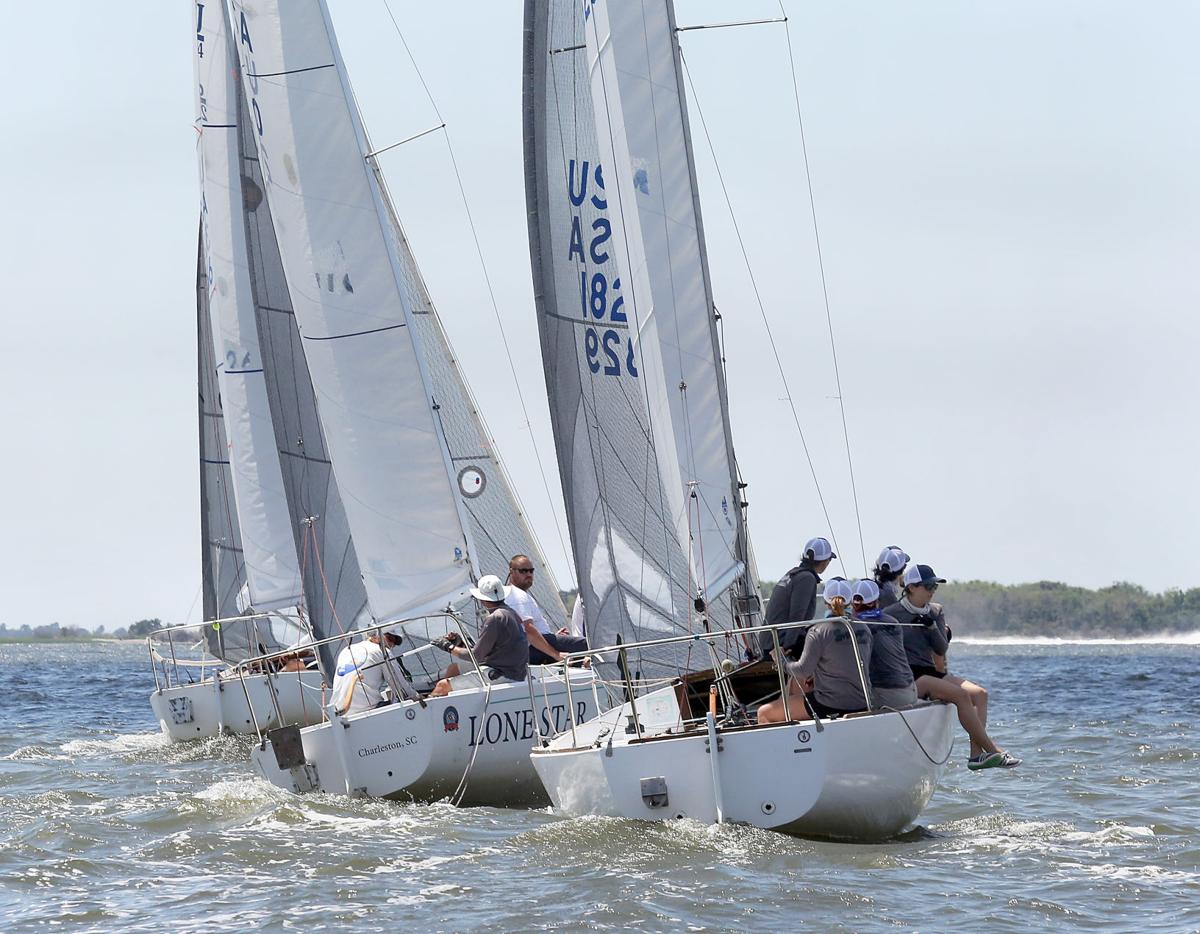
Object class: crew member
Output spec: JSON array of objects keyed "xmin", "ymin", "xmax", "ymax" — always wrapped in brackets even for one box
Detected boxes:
[
  {"xmin": 429, "ymin": 575, "xmax": 529, "ymax": 697},
  {"xmin": 329, "ymin": 627, "xmax": 419, "ymax": 715},
  {"xmin": 756, "ymin": 536, "xmax": 835, "ymax": 661}
]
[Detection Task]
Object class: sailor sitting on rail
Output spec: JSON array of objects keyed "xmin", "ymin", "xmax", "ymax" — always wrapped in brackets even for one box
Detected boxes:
[
  {"xmin": 329, "ymin": 626, "xmax": 420, "ymax": 716},
  {"xmin": 757, "ymin": 578, "xmax": 873, "ymax": 724},
  {"xmin": 428, "ymin": 575, "xmax": 529, "ymax": 697}
]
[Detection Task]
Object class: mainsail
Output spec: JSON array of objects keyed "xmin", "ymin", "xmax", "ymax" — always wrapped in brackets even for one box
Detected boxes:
[
  {"xmin": 228, "ymin": 0, "xmax": 476, "ymax": 622},
  {"xmin": 524, "ymin": 0, "xmax": 754, "ymax": 674},
  {"xmin": 194, "ymin": 2, "xmax": 304, "ymax": 614},
  {"xmin": 228, "ymin": 0, "xmax": 566, "ymax": 627}
]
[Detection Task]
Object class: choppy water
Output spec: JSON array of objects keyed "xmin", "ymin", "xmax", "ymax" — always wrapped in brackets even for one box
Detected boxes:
[{"xmin": 1, "ymin": 641, "xmax": 1197, "ymax": 932}]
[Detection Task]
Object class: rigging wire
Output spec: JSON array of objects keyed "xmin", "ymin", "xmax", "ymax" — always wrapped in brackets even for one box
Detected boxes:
[
  {"xmin": 380, "ymin": 0, "xmax": 576, "ymax": 588},
  {"xmin": 676, "ymin": 51, "xmax": 848, "ymax": 577},
  {"xmin": 778, "ymin": 2, "xmax": 868, "ymax": 573}
]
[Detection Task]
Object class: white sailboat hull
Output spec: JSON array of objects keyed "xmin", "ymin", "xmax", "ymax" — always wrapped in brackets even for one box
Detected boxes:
[
  {"xmin": 249, "ymin": 668, "xmax": 605, "ymax": 807},
  {"xmin": 530, "ymin": 688, "xmax": 957, "ymax": 841},
  {"xmin": 149, "ymin": 670, "xmax": 326, "ymax": 742}
]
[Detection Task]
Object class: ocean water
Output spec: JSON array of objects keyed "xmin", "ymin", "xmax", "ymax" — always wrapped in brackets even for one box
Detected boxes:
[{"xmin": 0, "ymin": 641, "xmax": 1196, "ymax": 932}]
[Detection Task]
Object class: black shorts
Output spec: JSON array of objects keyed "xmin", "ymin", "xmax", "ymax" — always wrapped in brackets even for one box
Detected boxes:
[
  {"xmin": 910, "ymin": 665, "xmax": 945, "ymax": 680},
  {"xmin": 803, "ymin": 692, "xmax": 865, "ymax": 719}
]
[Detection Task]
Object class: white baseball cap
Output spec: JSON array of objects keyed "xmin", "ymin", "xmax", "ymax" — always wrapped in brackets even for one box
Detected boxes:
[
  {"xmin": 803, "ymin": 537, "xmax": 836, "ymax": 562},
  {"xmin": 852, "ymin": 579, "xmax": 881, "ymax": 604},
  {"xmin": 470, "ymin": 574, "xmax": 510, "ymax": 603},
  {"xmin": 874, "ymin": 546, "xmax": 909, "ymax": 573},
  {"xmin": 823, "ymin": 578, "xmax": 853, "ymax": 603}
]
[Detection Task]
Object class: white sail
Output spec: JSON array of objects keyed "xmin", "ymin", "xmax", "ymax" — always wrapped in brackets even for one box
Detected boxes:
[
  {"xmin": 582, "ymin": 0, "xmax": 746, "ymax": 602},
  {"xmin": 227, "ymin": 0, "xmax": 474, "ymax": 622},
  {"xmin": 194, "ymin": 2, "xmax": 304, "ymax": 612},
  {"xmin": 525, "ymin": 0, "xmax": 722, "ymax": 678},
  {"xmin": 196, "ymin": 230, "xmax": 248, "ymax": 627}
]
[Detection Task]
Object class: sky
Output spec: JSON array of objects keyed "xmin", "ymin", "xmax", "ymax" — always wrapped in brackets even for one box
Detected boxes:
[{"xmin": 1, "ymin": 1, "xmax": 1197, "ymax": 632}]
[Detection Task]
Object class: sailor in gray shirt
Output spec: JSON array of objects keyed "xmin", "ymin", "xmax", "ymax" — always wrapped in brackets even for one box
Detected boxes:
[{"xmin": 429, "ymin": 575, "xmax": 529, "ymax": 696}]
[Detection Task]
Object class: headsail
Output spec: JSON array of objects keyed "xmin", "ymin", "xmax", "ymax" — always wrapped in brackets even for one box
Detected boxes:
[
  {"xmin": 234, "ymin": 55, "xmax": 370, "ymax": 675},
  {"xmin": 194, "ymin": 2, "xmax": 304, "ymax": 614},
  {"xmin": 197, "ymin": 230, "xmax": 248, "ymax": 630},
  {"xmin": 371, "ymin": 177, "xmax": 569, "ymax": 628},
  {"xmin": 581, "ymin": 0, "xmax": 749, "ymax": 603},
  {"xmin": 228, "ymin": 0, "xmax": 475, "ymax": 622}
]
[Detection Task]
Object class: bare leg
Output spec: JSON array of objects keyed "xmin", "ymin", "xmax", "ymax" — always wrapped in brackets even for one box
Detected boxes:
[
  {"xmin": 757, "ymin": 679, "xmax": 807, "ymax": 725},
  {"xmin": 916, "ymin": 676, "xmax": 998, "ymax": 758},
  {"xmin": 428, "ymin": 663, "xmax": 462, "ymax": 698},
  {"xmin": 944, "ymin": 674, "xmax": 989, "ymax": 728}
]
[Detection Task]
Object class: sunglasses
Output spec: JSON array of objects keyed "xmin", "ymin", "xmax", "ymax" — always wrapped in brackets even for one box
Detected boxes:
[
  {"xmin": 919, "ymin": 582, "xmax": 938, "ymax": 592},
  {"xmin": 511, "ymin": 567, "xmax": 535, "ymax": 574}
]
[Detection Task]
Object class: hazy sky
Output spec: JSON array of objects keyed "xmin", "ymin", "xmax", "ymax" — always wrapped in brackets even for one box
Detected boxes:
[{"xmin": 2, "ymin": 2, "xmax": 1197, "ymax": 631}]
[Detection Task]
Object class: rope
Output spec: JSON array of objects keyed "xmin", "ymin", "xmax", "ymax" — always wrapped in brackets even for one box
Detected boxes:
[
  {"xmin": 879, "ymin": 705, "xmax": 956, "ymax": 766},
  {"xmin": 450, "ymin": 673, "xmax": 493, "ymax": 806},
  {"xmin": 677, "ymin": 52, "xmax": 847, "ymax": 577},
  {"xmin": 777, "ymin": 4, "xmax": 867, "ymax": 573},
  {"xmin": 380, "ymin": 0, "xmax": 575, "ymax": 586}
]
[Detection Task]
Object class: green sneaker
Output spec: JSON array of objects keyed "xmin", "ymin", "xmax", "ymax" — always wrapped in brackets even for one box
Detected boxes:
[{"xmin": 967, "ymin": 751, "xmax": 1004, "ymax": 771}]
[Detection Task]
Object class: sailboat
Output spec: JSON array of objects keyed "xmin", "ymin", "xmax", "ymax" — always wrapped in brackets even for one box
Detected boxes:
[
  {"xmin": 223, "ymin": 0, "xmax": 607, "ymax": 804},
  {"xmin": 523, "ymin": 0, "xmax": 956, "ymax": 840}
]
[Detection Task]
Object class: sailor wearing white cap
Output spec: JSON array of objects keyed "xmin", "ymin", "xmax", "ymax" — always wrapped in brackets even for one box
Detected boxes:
[
  {"xmin": 428, "ymin": 574, "xmax": 530, "ymax": 698},
  {"xmin": 852, "ymin": 578, "xmax": 918, "ymax": 709},
  {"xmin": 757, "ymin": 536, "xmax": 836, "ymax": 661},
  {"xmin": 757, "ymin": 576, "xmax": 872, "ymax": 725},
  {"xmin": 330, "ymin": 624, "xmax": 420, "ymax": 715},
  {"xmin": 872, "ymin": 546, "xmax": 910, "ymax": 609}
]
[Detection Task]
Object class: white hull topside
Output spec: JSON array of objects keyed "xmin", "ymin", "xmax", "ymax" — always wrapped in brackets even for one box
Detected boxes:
[
  {"xmin": 149, "ymin": 669, "xmax": 326, "ymax": 742},
  {"xmin": 530, "ymin": 686, "xmax": 958, "ymax": 842},
  {"xmin": 250, "ymin": 666, "xmax": 605, "ymax": 808}
]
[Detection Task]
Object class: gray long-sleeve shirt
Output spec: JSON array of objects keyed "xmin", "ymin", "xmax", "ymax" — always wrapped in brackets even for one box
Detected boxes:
[
  {"xmin": 473, "ymin": 605, "xmax": 529, "ymax": 681},
  {"xmin": 758, "ymin": 564, "xmax": 820, "ymax": 658},
  {"xmin": 863, "ymin": 612, "xmax": 913, "ymax": 689},
  {"xmin": 787, "ymin": 617, "xmax": 872, "ymax": 712},
  {"xmin": 891, "ymin": 602, "xmax": 949, "ymax": 671},
  {"xmin": 877, "ymin": 579, "xmax": 901, "ymax": 609}
]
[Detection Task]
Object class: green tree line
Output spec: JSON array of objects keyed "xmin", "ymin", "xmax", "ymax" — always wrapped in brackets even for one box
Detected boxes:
[{"xmin": 563, "ymin": 581, "xmax": 1200, "ymax": 638}]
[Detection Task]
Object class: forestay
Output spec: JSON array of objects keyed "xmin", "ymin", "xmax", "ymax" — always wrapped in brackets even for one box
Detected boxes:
[
  {"xmin": 194, "ymin": 3, "xmax": 304, "ymax": 614},
  {"xmin": 524, "ymin": 0, "xmax": 743, "ymax": 676},
  {"xmin": 228, "ymin": 0, "xmax": 475, "ymax": 622}
]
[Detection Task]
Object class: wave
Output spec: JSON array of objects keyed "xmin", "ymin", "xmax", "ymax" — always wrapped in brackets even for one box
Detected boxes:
[{"xmin": 956, "ymin": 632, "xmax": 1200, "ymax": 646}]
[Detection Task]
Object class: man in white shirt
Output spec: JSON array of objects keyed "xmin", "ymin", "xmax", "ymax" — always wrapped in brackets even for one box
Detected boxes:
[
  {"xmin": 505, "ymin": 554, "xmax": 588, "ymax": 665},
  {"xmin": 329, "ymin": 627, "xmax": 419, "ymax": 715}
]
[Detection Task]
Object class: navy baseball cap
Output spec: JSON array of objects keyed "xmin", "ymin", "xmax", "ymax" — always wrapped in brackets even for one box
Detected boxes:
[{"xmin": 903, "ymin": 564, "xmax": 946, "ymax": 587}]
